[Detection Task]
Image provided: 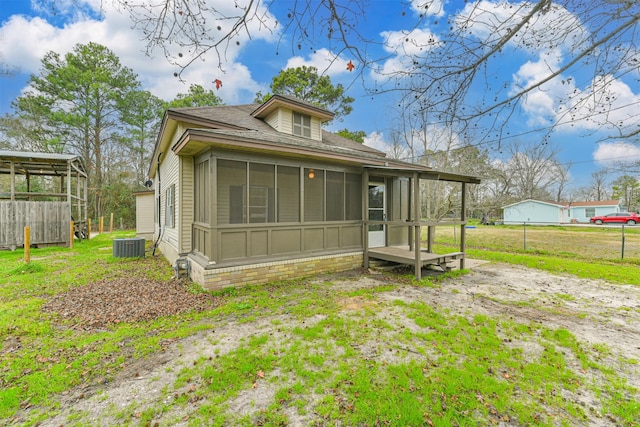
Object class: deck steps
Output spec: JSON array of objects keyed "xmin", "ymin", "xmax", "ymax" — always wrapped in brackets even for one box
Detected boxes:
[{"xmin": 368, "ymin": 259, "xmax": 402, "ymax": 271}]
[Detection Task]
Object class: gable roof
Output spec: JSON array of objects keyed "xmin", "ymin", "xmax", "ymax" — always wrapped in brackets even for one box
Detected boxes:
[
  {"xmin": 0, "ymin": 150, "xmax": 86, "ymax": 177},
  {"xmin": 149, "ymin": 100, "xmax": 386, "ymax": 178},
  {"xmin": 148, "ymin": 97, "xmax": 481, "ymax": 184},
  {"xmin": 502, "ymin": 199, "xmax": 564, "ymax": 209},
  {"xmin": 251, "ymin": 94, "xmax": 335, "ymax": 121},
  {"xmin": 567, "ymin": 200, "xmax": 620, "ymax": 207},
  {"xmin": 162, "ymin": 104, "xmax": 273, "ymax": 132}
]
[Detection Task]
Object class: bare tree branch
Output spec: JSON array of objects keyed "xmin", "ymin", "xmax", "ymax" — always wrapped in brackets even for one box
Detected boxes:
[{"xmin": 85, "ymin": 0, "xmax": 639, "ymax": 145}]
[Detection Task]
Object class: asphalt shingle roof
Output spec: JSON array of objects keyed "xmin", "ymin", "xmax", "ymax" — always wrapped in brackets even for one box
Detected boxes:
[{"xmin": 167, "ymin": 103, "xmax": 386, "ymax": 159}]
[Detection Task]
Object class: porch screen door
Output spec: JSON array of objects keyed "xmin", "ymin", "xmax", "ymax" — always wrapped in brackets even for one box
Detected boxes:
[{"xmin": 368, "ymin": 183, "xmax": 385, "ymax": 248}]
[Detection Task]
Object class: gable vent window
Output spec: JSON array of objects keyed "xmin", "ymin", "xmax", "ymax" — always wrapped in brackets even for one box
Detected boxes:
[{"xmin": 292, "ymin": 112, "xmax": 311, "ymax": 138}]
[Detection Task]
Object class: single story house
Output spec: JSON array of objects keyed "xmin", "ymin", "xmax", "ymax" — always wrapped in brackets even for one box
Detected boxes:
[
  {"xmin": 567, "ymin": 200, "xmax": 623, "ymax": 222},
  {"xmin": 148, "ymin": 95, "xmax": 480, "ymax": 289},
  {"xmin": 502, "ymin": 199, "xmax": 621, "ymax": 224}
]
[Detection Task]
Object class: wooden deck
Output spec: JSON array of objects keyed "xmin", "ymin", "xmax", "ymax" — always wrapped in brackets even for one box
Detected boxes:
[{"xmin": 368, "ymin": 246, "xmax": 465, "ymax": 271}]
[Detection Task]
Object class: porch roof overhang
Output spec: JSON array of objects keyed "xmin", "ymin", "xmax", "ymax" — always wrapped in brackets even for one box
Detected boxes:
[
  {"xmin": 363, "ymin": 165, "xmax": 481, "ymax": 184},
  {"xmin": 171, "ymin": 128, "xmax": 481, "ymax": 185},
  {"xmin": 0, "ymin": 150, "xmax": 87, "ymax": 177}
]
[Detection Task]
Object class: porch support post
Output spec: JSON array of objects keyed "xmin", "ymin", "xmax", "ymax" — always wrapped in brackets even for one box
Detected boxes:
[
  {"xmin": 10, "ymin": 160, "xmax": 15, "ymax": 201},
  {"xmin": 76, "ymin": 168, "xmax": 81, "ymax": 221},
  {"xmin": 84, "ymin": 168, "xmax": 88, "ymax": 223},
  {"xmin": 413, "ymin": 172, "xmax": 421, "ymax": 280},
  {"xmin": 67, "ymin": 161, "xmax": 72, "ymax": 208},
  {"xmin": 408, "ymin": 176, "xmax": 413, "ymax": 251},
  {"xmin": 460, "ymin": 182, "xmax": 467, "ymax": 270},
  {"xmin": 363, "ymin": 168, "xmax": 369, "ymax": 270},
  {"xmin": 210, "ymin": 154, "xmax": 218, "ymax": 263}
]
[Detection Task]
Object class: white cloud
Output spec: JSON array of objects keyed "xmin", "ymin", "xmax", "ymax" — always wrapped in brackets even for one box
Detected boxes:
[
  {"xmin": 593, "ymin": 142, "xmax": 640, "ymax": 166},
  {"xmin": 380, "ymin": 28, "xmax": 440, "ymax": 57},
  {"xmin": 284, "ymin": 48, "xmax": 353, "ymax": 77},
  {"xmin": 410, "ymin": 1, "xmax": 447, "ymax": 18},
  {"xmin": 513, "ymin": 56, "xmax": 640, "ymax": 133},
  {"xmin": 372, "ymin": 28, "xmax": 440, "ymax": 82},
  {"xmin": 510, "ymin": 51, "xmax": 568, "ymax": 126},
  {"xmin": 0, "ymin": 0, "xmax": 276, "ymax": 104},
  {"xmin": 364, "ymin": 131, "xmax": 391, "ymax": 152},
  {"xmin": 510, "ymin": 49, "xmax": 640, "ymax": 134},
  {"xmin": 559, "ymin": 75, "xmax": 640, "ymax": 134},
  {"xmin": 363, "ymin": 131, "xmax": 414, "ymax": 160},
  {"xmin": 455, "ymin": 1, "xmax": 587, "ymax": 55},
  {"xmin": 0, "ymin": 15, "xmax": 77, "ymax": 72}
]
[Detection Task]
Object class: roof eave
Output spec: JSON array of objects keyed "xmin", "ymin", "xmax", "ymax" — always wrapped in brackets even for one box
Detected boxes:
[
  {"xmin": 173, "ymin": 130, "xmax": 393, "ymax": 167},
  {"xmin": 171, "ymin": 130, "xmax": 481, "ymax": 184},
  {"xmin": 251, "ymin": 95, "xmax": 335, "ymax": 121}
]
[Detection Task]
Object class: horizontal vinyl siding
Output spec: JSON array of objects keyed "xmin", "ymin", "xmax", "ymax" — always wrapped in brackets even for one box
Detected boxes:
[
  {"xmin": 504, "ymin": 201, "xmax": 560, "ymax": 223},
  {"xmin": 264, "ymin": 111, "xmax": 280, "ymax": 131},
  {"xmin": 135, "ymin": 194, "xmax": 155, "ymax": 234},
  {"xmin": 310, "ymin": 116, "xmax": 322, "ymax": 141},
  {"xmin": 160, "ymin": 145, "xmax": 180, "ymax": 252},
  {"xmin": 280, "ymin": 108, "xmax": 293, "ymax": 134},
  {"xmin": 180, "ymin": 157, "xmax": 194, "ymax": 253}
]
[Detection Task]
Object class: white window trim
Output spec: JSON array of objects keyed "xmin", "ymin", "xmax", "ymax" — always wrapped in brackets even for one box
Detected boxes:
[
  {"xmin": 292, "ymin": 111, "xmax": 311, "ymax": 138},
  {"xmin": 165, "ymin": 184, "xmax": 175, "ymax": 228}
]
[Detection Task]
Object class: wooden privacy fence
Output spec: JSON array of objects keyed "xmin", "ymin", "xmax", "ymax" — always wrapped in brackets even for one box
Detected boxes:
[{"xmin": 0, "ymin": 201, "xmax": 70, "ymax": 249}]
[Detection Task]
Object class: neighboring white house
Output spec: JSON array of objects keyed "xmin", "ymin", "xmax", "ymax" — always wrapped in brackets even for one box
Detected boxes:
[{"xmin": 502, "ymin": 199, "xmax": 621, "ymax": 224}]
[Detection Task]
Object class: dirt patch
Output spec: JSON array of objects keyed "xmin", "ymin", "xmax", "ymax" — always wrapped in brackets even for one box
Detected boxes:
[
  {"xmin": 28, "ymin": 262, "xmax": 640, "ymax": 426},
  {"xmin": 338, "ymin": 295, "xmax": 380, "ymax": 311}
]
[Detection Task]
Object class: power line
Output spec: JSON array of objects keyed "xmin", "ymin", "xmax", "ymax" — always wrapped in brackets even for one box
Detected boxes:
[{"xmin": 558, "ymin": 154, "xmax": 640, "ymax": 167}]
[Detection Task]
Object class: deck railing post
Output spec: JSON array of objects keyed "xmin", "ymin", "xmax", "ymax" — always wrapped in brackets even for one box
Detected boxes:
[
  {"xmin": 69, "ymin": 220, "xmax": 74, "ymax": 249},
  {"xmin": 24, "ymin": 226, "xmax": 30, "ymax": 263},
  {"xmin": 460, "ymin": 182, "xmax": 467, "ymax": 270},
  {"xmin": 363, "ymin": 168, "xmax": 369, "ymax": 270},
  {"xmin": 413, "ymin": 172, "xmax": 421, "ymax": 280},
  {"xmin": 408, "ymin": 176, "xmax": 414, "ymax": 252}
]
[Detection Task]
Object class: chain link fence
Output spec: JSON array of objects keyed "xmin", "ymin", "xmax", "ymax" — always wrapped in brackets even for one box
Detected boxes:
[{"xmin": 436, "ymin": 223, "xmax": 640, "ymax": 260}]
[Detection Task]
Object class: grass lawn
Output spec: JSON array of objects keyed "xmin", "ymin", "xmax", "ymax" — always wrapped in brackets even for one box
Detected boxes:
[
  {"xmin": 433, "ymin": 223, "xmax": 640, "ymax": 285},
  {"xmin": 1, "ymin": 227, "xmax": 638, "ymax": 426}
]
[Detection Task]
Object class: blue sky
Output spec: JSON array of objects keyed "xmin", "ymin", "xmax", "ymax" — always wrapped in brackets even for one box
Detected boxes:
[{"xmin": 1, "ymin": 0, "xmax": 639, "ymax": 194}]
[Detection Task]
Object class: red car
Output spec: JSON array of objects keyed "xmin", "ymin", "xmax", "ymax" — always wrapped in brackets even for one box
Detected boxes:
[{"xmin": 590, "ymin": 212, "xmax": 640, "ymax": 225}]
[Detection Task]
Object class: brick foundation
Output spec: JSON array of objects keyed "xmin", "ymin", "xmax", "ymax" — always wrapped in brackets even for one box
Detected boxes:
[{"xmin": 189, "ymin": 252, "xmax": 363, "ymax": 290}]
